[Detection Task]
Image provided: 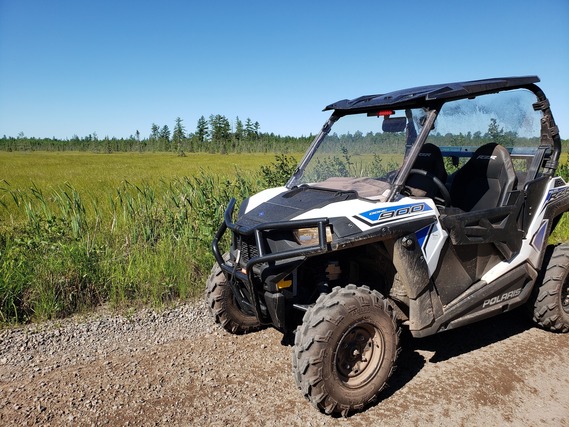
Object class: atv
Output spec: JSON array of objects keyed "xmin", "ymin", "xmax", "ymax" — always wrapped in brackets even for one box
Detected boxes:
[{"xmin": 206, "ymin": 76, "xmax": 569, "ymax": 416}]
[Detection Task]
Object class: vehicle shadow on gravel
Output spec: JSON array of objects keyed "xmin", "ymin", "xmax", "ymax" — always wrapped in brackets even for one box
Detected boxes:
[
  {"xmin": 412, "ymin": 307, "xmax": 534, "ymax": 363},
  {"xmin": 377, "ymin": 308, "xmax": 534, "ymax": 400}
]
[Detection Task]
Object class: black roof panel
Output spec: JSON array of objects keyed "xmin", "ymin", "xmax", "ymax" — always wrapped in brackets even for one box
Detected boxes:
[{"xmin": 325, "ymin": 76, "xmax": 540, "ymax": 114}]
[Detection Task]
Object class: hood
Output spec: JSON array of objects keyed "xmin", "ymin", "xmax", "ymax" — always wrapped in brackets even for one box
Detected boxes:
[{"xmin": 236, "ymin": 186, "xmax": 359, "ymax": 229}]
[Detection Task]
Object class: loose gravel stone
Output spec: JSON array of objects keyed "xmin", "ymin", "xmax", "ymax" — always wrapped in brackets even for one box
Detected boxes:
[{"xmin": 0, "ymin": 301, "xmax": 568, "ymax": 426}]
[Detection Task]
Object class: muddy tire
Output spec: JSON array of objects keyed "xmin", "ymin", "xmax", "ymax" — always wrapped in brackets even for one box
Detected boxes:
[
  {"xmin": 292, "ymin": 284, "xmax": 400, "ymax": 416},
  {"xmin": 205, "ymin": 254, "xmax": 262, "ymax": 334},
  {"xmin": 531, "ymin": 244, "xmax": 569, "ymax": 333}
]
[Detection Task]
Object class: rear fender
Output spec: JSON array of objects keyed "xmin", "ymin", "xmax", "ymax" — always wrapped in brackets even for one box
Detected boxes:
[{"xmin": 392, "ymin": 233, "xmax": 435, "ymax": 331}]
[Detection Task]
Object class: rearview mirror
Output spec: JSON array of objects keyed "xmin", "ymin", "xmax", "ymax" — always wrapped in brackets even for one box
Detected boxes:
[{"xmin": 382, "ymin": 117, "xmax": 406, "ymax": 133}]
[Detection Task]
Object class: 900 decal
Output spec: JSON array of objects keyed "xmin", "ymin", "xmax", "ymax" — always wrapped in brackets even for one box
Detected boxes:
[{"xmin": 356, "ymin": 202, "xmax": 432, "ymax": 226}]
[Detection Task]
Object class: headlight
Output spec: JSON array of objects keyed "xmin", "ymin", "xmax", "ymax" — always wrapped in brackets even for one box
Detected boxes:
[{"xmin": 293, "ymin": 226, "xmax": 333, "ymax": 246}]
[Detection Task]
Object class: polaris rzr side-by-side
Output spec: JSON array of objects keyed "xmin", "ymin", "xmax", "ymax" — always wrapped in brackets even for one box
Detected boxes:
[{"xmin": 206, "ymin": 76, "xmax": 569, "ymax": 416}]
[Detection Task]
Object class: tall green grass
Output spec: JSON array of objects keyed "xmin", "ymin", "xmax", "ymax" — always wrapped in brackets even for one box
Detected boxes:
[
  {"xmin": 0, "ymin": 171, "xmax": 262, "ymax": 323},
  {"xmin": 0, "ymin": 152, "xmax": 280, "ymax": 324}
]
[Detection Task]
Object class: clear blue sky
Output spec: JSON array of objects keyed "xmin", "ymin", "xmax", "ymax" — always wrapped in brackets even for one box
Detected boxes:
[{"xmin": 1, "ymin": 0, "xmax": 568, "ymax": 139}]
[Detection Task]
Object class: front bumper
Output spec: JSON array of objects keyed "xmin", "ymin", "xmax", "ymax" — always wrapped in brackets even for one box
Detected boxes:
[{"xmin": 212, "ymin": 198, "xmax": 331, "ymax": 323}]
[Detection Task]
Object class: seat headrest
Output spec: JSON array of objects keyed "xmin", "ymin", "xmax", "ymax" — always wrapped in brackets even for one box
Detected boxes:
[
  {"xmin": 468, "ymin": 143, "xmax": 511, "ymax": 179},
  {"xmin": 414, "ymin": 143, "xmax": 448, "ymax": 182},
  {"xmin": 449, "ymin": 142, "xmax": 517, "ymax": 211}
]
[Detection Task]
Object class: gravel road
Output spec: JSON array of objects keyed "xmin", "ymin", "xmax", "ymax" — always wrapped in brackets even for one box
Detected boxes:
[{"xmin": 1, "ymin": 300, "xmax": 568, "ymax": 426}]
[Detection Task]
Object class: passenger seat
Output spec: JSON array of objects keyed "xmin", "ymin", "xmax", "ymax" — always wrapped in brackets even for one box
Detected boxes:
[{"xmin": 449, "ymin": 143, "xmax": 517, "ymax": 211}]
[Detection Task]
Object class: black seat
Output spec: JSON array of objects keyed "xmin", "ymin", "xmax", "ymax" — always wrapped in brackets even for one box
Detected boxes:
[
  {"xmin": 406, "ymin": 143, "xmax": 448, "ymax": 198},
  {"xmin": 450, "ymin": 143, "xmax": 517, "ymax": 211}
]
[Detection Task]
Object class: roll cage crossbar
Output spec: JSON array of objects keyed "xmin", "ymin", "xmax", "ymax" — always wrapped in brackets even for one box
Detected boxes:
[{"xmin": 324, "ymin": 76, "xmax": 542, "ymax": 114}]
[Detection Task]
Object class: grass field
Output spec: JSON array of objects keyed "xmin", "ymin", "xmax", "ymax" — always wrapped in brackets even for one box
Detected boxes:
[
  {"xmin": 1, "ymin": 151, "xmax": 277, "ymax": 179},
  {"xmin": 1, "ymin": 151, "xmax": 276, "ymax": 199},
  {"xmin": 0, "ymin": 151, "xmax": 567, "ymax": 324},
  {"xmin": 1, "ymin": 151, "xmax": 292, "ymax": 323},
  {"xmin": 0, "ymin": 151, "xmax": 286, "ymax": 226}
]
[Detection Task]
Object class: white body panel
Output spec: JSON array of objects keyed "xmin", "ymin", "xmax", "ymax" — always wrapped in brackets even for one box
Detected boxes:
[
  {"xmin": 242, "ymin": 176, "xmax": 567, "ymax": 283},
  {"xmin": 482, "ymin": 178, "xmax": 569, "ymax": 284}
]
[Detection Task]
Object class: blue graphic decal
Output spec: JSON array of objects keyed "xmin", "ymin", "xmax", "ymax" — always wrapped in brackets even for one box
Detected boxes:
[
  {"xmin": 531, "ymin": 220, "xmax": 548, "ymax": 252},
  {"xmin": 357, "ymin": 202, "xmax": 432, "ymax": 225},
  {"xmin": 416, "ymin": 224, "xmax": 432, "ymax": 250},
  {"xmin": 541, "ymin": 186, "xmax": 569, "ymax": 213}
]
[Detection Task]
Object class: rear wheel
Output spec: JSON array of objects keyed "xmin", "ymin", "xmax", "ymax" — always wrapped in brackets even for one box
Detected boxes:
[
  {"xmin": 205, "ymin": 253, "xmax": 261, "ymax": 334},
  {"xmin": 292, "ymin": 285, "xmax": 400, "ymax": 416},
  {"xmin": 532, "ymin": 243, "xmax": 569, "ymax": 333}
]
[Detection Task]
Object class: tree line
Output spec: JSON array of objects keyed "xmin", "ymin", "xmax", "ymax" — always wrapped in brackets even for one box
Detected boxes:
[
  {"xmin": 0, "ymin": 115, "xmax": 314, "ymax": 154},
  {"xmin": 2, "ymin": 115, "xmax": 567, "ymax": 154}
]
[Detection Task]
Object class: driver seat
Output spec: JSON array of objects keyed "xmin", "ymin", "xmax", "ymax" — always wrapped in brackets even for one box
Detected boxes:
[
  {"xmin": 406, "ymin": 143, "xmax": 448, "ymax": 198},
  {"xmin": 450, "ymin": 143, "xmax": 517, "ymax": 211}
]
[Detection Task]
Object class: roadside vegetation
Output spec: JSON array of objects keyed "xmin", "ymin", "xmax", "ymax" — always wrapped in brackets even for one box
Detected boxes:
[{"xmin": 0, "ymin": 152, "xmax": 299, "ymax": 324}]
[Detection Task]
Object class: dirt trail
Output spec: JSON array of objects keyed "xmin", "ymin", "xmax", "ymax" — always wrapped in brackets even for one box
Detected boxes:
[{"xmin": 1, "ymin": 302, "xmax": 568, "ymax": 426}]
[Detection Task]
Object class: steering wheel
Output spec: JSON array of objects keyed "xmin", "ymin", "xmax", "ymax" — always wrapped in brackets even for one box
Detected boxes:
[{"xmin": 407, "ymin": 169, "xmax": 452, "ymax": 207}]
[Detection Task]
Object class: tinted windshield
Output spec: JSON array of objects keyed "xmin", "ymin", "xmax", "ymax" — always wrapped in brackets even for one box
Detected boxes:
[
  {"xmin": 291, "ymin": 108, "xmax": 426, "ymax": 190},
  {"xmin": 425, "ymin": 89, "xmax": 542, "ymax": 175},
  {"xmin": 432, "ymin": 89, "xmax": 540, "ymax": 140},
  {"xmin": 289, "ymin": 88, "xmax": 543, "ymax": 199}
]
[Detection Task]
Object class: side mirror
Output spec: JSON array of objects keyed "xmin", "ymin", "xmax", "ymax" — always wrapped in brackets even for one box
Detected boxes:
[{"xmin": 382, "ymin": 117, "xmax": 407, "ymax": 133}]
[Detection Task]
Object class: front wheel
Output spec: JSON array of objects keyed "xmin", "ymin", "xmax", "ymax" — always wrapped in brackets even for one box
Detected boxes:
[
  {"xmin": 531, "ymin": 243, "xmax": 569, "ymax": 333},
  {"xmin": 205, "ymin": 253, "xmax": 261, "ymax": 334},
  {"xmin": 292, "ymin": 285, "xmax": 400, "ymax": 416}
]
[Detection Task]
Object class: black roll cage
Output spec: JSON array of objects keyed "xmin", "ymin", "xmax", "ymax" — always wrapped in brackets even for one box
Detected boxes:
[{"xmin": 287, "ymin": 79, "xmax": 561, "ymax": 200}]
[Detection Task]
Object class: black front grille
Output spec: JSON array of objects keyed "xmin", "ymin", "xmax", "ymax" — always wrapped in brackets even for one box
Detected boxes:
[{"xmin": 237, "ymin": 235, "xmax": 259, "ymax": 264}]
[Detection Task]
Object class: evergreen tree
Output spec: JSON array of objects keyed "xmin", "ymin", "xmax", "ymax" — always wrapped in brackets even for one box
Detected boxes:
[
  {"xmin": 172, "ymin": 117, "xmax": 186, "ymax": 156},
  {"xmin": 245, "ymin": 118, "xmax": 255, "ymax": 139},
  {"xmin": 160, "ymin": 125, "xmax": 171, "ymax": 151},
  {"xmin": 235, "ymin": 116, "xmax": 244, "ymax": 141},
  {"xmin": 233, "ymin": 116, "xmax": 244, "ymax": 150},
  {"xmin": 150, "ymin": 123, "xmax": 160, "ymax": 140},
  {"xmin": 488, "ymin": 118, "xmax": 502, "ymax": 141},
  {"xmin": 209, "ymin": 114, "xmax": 231, "ymax": 153},
  {"xmin": 196, "ymin": 115, "xmax": 209, "ymax": 144},
  {"xmin": 150, "ymin": 123, "xmax": 160, "ymax": 150},
  {"xmin": 487, "ymin": 118, "xmax": 514, "ymax": 145}
]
